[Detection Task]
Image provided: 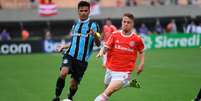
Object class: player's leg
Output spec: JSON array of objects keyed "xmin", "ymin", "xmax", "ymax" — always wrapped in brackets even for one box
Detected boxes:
[
  {"xmin": 94, "ymin": 69, "xmax": 111, "ymax": 101},
  {"xmin": 95, "ymin": 71, "xmax": 130, "ymax": 101},
  {"xmin": 66, "ymin": 78, "xmax": 78, "ymax": 101},
  {"xmin": 53, "ymin": 66, "xmax": 70, "ymax": 101},
  {"xmin": 104, "ymin": 68, "xmax": 111, "ymax": 88},
  {"xmin": 104, "ymin": 80, "xmax": 124, "ymax": 96},
  {"xmin": 52, "ymin": 55, "xmax": 72, "ymax": 101},
  {"xmin": 95, "ymin": 80, "xmax": 123, "ymax": 101},
  {"xmin": 63, "ymin": 60, "xmax": 88, "ymax": 101},
  {"xmin": 104, "ymin": 73, "xmax": 130, "ymax": 96},
  {"xmin": 194, "ymin": 88, "xmax": 201, "ymax": 101}
]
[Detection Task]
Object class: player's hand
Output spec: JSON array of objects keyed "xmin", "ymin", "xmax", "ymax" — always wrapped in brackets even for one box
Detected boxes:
[
  {"xmin": 137, "ymin": 63, "xmax": 144, "ymax": 75},
  {"xmin": 90, "ymin": 29, "xmax": 97, "ymax": 35},
  {"xmin": 89, "ymin": 29, "xmax": 101, "ymax": 37},
  {"xmin": 96, "ymin": 48, "xmax": 104, "ymax": 58},
  {"xmin": 56, "ymin": 44, "xmax": 65, "ymax": 52}
]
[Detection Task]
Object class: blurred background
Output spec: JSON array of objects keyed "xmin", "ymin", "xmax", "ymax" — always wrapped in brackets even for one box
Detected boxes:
[
  {"xmin": 0, "ymin": 0, "xmax": 200, "ymax": 101},
  {"xmin": 0, "ymin": 0, "xmax": 201, "ymax": 44}
]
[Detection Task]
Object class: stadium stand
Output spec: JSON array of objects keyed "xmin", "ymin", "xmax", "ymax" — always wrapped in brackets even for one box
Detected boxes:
[
  {"xmin": 52, "ymin": 0, "xmax": 78, "ymax": 8},
  {"xmin": 0, "ymin": 0, "xmax": 30, "ymax": 9},
  {"xmin": 0, "ymin": 0, "xmax": 201, "ymax": 40},
  {"xmin": 1, "ymin": 0, "xmax": 201, "ymax": 9}
]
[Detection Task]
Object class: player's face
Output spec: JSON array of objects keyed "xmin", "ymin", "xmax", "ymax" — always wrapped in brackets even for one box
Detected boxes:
[
  {"xmin": 106, "ymin": 20, "xmax": 112, "ymax": 25},
  {"xmin": 78, "ymin": 6, "xmax": 90, "ymax": 20},
  {"xmin": 122, "ymin": 16, "xmax": 134, "ymax": 32}
]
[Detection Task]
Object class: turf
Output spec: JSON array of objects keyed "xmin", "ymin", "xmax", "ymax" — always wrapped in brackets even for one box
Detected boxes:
[{"xmin": 0, "ymin": 48, "xmax": 200, "ymax": 101}]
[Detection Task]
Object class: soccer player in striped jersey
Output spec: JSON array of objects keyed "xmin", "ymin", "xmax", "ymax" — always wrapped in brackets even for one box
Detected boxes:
[
  {"xmin": 52, "ymin": 1, "xmax": 100, "ymax": 101},
  {"xmin": 95, "ymin": 13, "xmax": 145, "ymax": 101}
]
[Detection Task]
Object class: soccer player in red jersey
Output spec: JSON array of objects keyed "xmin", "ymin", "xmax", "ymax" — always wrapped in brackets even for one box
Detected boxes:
[
  {"xmin": 101, "ymin": 18, "xmax": 117, "ymax": 67},
  {"xmin": 101, "ymin": 18, "xmax": 117, "ymax": 43},
  {"xmin": 95, "ymin": 13, "xmax": 145, "ymax": 101}
]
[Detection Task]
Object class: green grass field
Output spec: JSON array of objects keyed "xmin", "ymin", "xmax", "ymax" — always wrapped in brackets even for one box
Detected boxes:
[{"xmin": 0, "ymin": 48, "xmax": 201, "ymax": 101}]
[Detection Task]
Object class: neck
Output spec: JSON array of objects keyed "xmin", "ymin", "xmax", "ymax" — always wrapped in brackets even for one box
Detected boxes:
[
  {"xmin": 79, "ymin": 16, "xmax": 89, "ymax": 21},
  {"xmin": 123, "ymin": 30, "xmax": 132, "ymax": 35},
  {"xmin": 80, "ymin": 18, "xmax": 87, "ymax": 21},
  {"xmin": 79, "ymin": 18, "xmax": 89, "ymax": 23}
]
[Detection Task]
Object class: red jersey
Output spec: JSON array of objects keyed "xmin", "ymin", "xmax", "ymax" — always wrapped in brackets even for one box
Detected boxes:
[
  {"xmin": 105, "ymin": 30, "xmax": 144, "ymax": 72},
  {"xmin": 103, "ymin": 25, "xmax": 117, "ymax": 42}
]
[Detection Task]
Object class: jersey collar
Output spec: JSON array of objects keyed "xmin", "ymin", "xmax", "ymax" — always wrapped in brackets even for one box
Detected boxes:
[
  {"xmin": 78, "ymin": 18, "xmax": 90, "ymax": 23},
  {"xmin": 120, "ymin": 30, "xmax": 135, "ymax": 37}
]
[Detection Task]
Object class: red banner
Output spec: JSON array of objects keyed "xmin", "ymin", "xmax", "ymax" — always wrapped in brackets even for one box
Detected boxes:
[{"xmin": 38, "ymin": 0, "xmax": 58, "ymax": 16}]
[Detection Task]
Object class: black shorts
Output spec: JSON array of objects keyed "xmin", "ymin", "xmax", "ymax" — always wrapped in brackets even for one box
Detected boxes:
[{"xmin": 61, "ymin": 54, "xmax": 88, "ymax": 84}]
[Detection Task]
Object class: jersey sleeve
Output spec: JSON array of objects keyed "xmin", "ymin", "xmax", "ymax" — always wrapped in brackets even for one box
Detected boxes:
[
  {"xmin": 91, "ymin": 22, "xmax": 100, "ymax": 33},
  {"xmin": 137, "ymin": 37, "xmax": 144, "ymax": 53},
  {"xmin": 104, "ymin": 33, "xmax": 114, "ymax": 49},
  {"xmin": 103, "ymin": 25, "xmax": 107, "ymax": 33},
  {"xmin": 111, "ymin": 25, "xmax": 117, "ymax": 32},
  {"xmin": 69, "ymin": 23, "xmax": 77, "ymax": 38}
]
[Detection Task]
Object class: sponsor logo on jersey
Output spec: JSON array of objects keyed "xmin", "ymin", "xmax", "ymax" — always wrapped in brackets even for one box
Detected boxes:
[{"xmin": 129, "ymin": 41, "xmax": 135, "ymax": 47}]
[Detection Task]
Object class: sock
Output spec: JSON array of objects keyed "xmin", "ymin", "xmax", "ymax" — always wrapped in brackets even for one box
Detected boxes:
[
  {"xmin": 55, "ymin": 77, "xmax": 65, "ymax": 97},
  {"xmin": 123, "ymin": 80, "xmax": 130, "ymax": 88},
  {"xmin": 195, "ymin": 89, "xmax": 201, "ymax": 100},
  {"xmin": 68, "ymin": 87, "xmax": 78, "ymax": 100},
  {"xmin": 102, "ymin": 93, "xmax": 109, "ymax": 100},
  {"xmin": 94, "ymin": 93, "xmax": 109, "ymax": 101}
]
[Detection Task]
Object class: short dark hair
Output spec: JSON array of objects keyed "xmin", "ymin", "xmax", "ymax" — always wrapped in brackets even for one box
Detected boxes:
[
  {"xmin": 106, "ymin": 17, "xmax": 111, "ymax": 21},
  {"xmin": 78, "ymin": 1, "xmax": 90, "ymax": 9},
  {"xmin": 123, "ymin": 13, "xmax": 135, "ymax": 22}
]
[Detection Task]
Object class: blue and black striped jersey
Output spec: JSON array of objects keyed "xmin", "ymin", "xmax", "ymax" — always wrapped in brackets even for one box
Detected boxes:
[{"xmin": 66, "ymin": 18, "xmax": 100, "ymax": 62}]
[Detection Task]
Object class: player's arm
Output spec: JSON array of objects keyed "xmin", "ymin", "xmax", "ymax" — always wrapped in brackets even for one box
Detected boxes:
[
  {"xmin": 93, "ymin": 31, "xmax": 101, "ymax": 47},
  {"xmin": 100, "ymin": 32, "xmax": 105, "ymax": 41},
  {"xmin": 96, "ymin": 35, "xmax": 114, "ymax": 57},
  {"xmin": 96, "ymin": 33, "xmax": 114, "ymax": 58},
  {"xmin": 88, "ymin": 29, "xmax": 101, "ymax": 47},
  {"xmin": 136, "ymin": 37, "xmax": 145, "ymax": 75},
  {"xmin": 56, "ymin": 44, "xmax": 70, "ymax": 53},
  {"xmin": 100, "ymin": 26, "xmax": 106, "ymax": 41},
  {"xmin": 137, "ymin": 52, "xmax": 144, "ymax": 75},
  {"xmin": 91, "ymin": 22, "xmax": 101, "ymax": 47},
  {"xmin": 96, "ymin": 46, "xmax": 108, "ymax": 57}
]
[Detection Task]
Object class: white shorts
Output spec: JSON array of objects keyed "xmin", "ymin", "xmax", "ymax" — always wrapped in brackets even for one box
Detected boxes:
[{"xmin": 104, "ymin": 69, "xmax": 131, "ymax": 87}]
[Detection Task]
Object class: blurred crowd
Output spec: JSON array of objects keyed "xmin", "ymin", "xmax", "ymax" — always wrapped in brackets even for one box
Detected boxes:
[
  {"xmin": 0, "ymin": 27, "xmax": 53, "ymax": 42},
  {"xmin": 0, "ymin": 0, "xmax": 201, "ymax": 9},
  {"xmin": 113, "ymin": 18, "xmax": 201, "ymax": 35},
  {"xmin": 136, "ymin": 19, "xmax": 201, "ymax": 35},
  {"xmin": 1, "ymin": 18, "xmax": 201, "ymax": 42},
  {"xmin": 120, "ymin": 0, "xmax": 201, "ymax": 7},
  {"xmin": 0, "ymin": 0, "xmax": 201, "ymax": 42}
]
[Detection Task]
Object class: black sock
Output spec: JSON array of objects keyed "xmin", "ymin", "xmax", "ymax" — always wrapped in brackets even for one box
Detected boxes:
[
  {"xmin": 68, "ymin": 87, "xmax": 78, "ymax": 100},
  {"xmin": 55, "ymin": 77, "xmax": 65, "ymax": 97},
  {"xmin": 195, "ymin": 89, "xmax": 201, "ymax": 101}
]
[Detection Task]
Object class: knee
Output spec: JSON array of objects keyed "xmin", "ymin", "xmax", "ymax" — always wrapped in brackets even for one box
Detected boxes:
[
  {"xmin": 104, "ymin": 84, "xmax": 108, "ymax": 89},
  {"xmin": 105, "ymin": 86, "xmax": 119, "ymax": 96},
  {"xmin": 70, "ymin": 80, "xmax": 78, "ymax": 89},
  {"xmin": 112, "ymin": 87, "xmax": 119, "ymax": 92},
  {"xmin": 60, "ymin": 67, "xmax": 68, "ymax": 78},
  {"xmin": 71, "ymin": 84, "xmax": 78, "ymax": 90},
  {"xmin": 108, "ymin": 87, "xmax": 117, "ymax": 93}
]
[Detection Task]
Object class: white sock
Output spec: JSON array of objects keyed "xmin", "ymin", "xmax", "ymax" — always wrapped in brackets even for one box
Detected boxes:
[
  {"xmin": 123, "ymin": 80, "xmax": 130, "ymax": 88},
  {"xmin": 94, "ymin": 93, "xmax": 109, "ymax": 101},
  {"xmin": 102, "ymin": 93, "xmax": 109, "ymax": 100}
]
